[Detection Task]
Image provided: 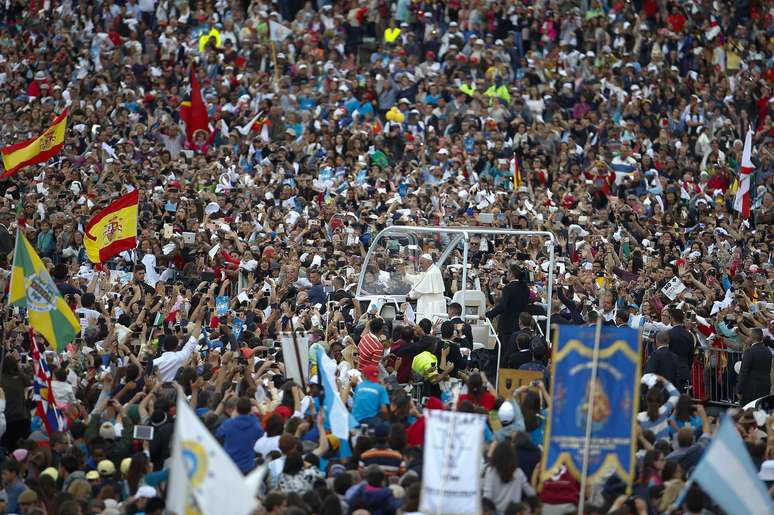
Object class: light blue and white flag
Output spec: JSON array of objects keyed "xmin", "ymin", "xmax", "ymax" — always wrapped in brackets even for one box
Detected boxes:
[
  {"xmin": 691, "ymin": 416, "xmax": 774, "ymax": 515},
  {"xmin": 315, "ymin": 346, "xmax": 357, "ymax": 440}
]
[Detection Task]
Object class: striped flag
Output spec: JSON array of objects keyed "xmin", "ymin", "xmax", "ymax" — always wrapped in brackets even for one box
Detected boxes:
[
  {"xmin": 510, "ymin": 156, "xmax": 522, "ymax": 190},
  {"xmin": 30, "ymin": 330, "xmax": 66, "ymax": 434},
  {"xmin": 83, "ymin": 190, "xmax": 139, "ymax": 264},
  {"xmin": 733, "ymin": 128, "xmax": 754, "ymax": 218},
  {"xmin": 315, "ymin": 346, "xmax": 357, "ymax": 440},
  {"xmin": 691, "ymin": 416, "xmax": 774, "ymax": 515},
  {"xmin": 1, "ymin": 109, "xmax": 68, "ymax": 178}
]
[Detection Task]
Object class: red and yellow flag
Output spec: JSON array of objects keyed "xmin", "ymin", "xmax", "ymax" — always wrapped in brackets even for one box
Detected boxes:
[
  {"xmin": 1, "ymin": 109, "xmax": 68, "ymax": 178},
  {"xmin": 84, "ymin": 190, "xmax": 139, "ymax": 264}
]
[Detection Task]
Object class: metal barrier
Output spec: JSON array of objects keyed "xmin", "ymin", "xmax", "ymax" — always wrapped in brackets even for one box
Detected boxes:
[
  {"xmin": 641, "ymin": 342, "xmax": 744, "ymax": 407},
  {"xmin": 690, "ymin": 347, "xmax": 743, "ymax": 406}
]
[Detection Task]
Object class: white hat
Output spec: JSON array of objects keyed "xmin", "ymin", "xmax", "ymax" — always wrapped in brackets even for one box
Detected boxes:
[
  {"xmin": 136, "ymin": 486, "xmax": 157, "ymax": 499},
  {"xmin": 419, "ymin": 253, "xmax": 433, "ymax": 261},
  {"xmin": 437, "ymin": 148, "xmax": 449, "ymax": 155},
  {"xmin": 498, "ymin": 401, "xmax": 515, "ymax": 424}
]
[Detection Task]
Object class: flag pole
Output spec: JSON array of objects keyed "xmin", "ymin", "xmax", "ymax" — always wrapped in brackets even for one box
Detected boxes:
[
  {"xmin": 287, "ymin": 318, "xmax": 306, "ymax": 389},
  {"xmin": 578, "ymin": 316, "xmax": 603, "ymax": 515}
]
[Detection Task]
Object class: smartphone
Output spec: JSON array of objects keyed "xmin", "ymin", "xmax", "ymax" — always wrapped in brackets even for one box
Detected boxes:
[
  {"xmin": 133, "ymin": 425, "xmax": 155, "ymax": 440},
  {"xmin": 338, "ymin": 320, "xmax": 346, "ymax": 330}
]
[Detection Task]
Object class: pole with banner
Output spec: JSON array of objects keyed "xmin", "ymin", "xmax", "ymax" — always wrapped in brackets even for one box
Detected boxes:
[
  {"xmin": 540, "ymin": 323, "xmax": 642, "ymax": 511},
  {"xmin": 578, "ymin": 317, "xmax": 603, "ymax": 515},
  {"xmin": 420, "ymin": 389, "xmax": 485, "ymax": 515}
]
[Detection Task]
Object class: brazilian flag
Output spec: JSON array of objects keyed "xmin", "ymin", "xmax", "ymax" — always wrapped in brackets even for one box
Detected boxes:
[{"xmin": 9, "ymin": 230, "xmax": 80, "ymax": 351}]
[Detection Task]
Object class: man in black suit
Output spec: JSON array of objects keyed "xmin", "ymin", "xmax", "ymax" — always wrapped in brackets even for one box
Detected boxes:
[
  {"xmin": 644, "ymin": 331, "xmax": 678, "ymax": 385},
  {"xmin": 737, "ymin": 328, "xmax": 772, "ymax": 405},
  {"xmin": 668, "ymin": 310, "xmax": 696, "ymax": 392},
  {"xmin": 447, "ymin": 302, "xmax": 473, "ymax": 350},
  {"xmin": 485, "ymin": 263, "xmax": 530, "ymax": 362},
  {"xmin": 328, "ymin": 276, "xmax": 353, "ymax": 302}
]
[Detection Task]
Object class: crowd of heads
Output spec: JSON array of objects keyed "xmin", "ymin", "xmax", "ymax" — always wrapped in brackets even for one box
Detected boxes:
[{"xmin": 0, "ymin": 0, "xmax": 773, "ymax": 514}]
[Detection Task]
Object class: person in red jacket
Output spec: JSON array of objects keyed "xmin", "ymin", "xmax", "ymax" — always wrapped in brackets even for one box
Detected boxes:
[{"xmin": 27, "ymin": 71, "xmax": 50, "ymax": 98}]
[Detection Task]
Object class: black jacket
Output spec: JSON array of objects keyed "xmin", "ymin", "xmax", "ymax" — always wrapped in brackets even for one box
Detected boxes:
[
  {"xmin": 738, "ymin": 342, "xmax": 772, "ymax": 404},
  {"xmin": 486, "ymin": 279, "xmax": 529, "ymax": 336},
  {"xmin": 449, "ymin": 316, "xmax": 473, "ymax": 350},
  {"xmin": 668, "ymin": 326, "xmax": 696, "ymax": 368},
  {"xmin": 644, "ymin": 346, "xmax": 679, "ymax": 385}
]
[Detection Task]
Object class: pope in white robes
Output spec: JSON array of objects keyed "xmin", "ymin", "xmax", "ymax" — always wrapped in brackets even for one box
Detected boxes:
[{"xmin": 406, "ymin": 254, "xmax": 447, "ymax": 321}]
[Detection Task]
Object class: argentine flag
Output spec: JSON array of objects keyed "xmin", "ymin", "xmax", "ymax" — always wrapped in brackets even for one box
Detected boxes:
[
  {"xmin": 316, "ymin": 347, "xmax": 357, "ymax": 440},
  {"xmin": 691, "ymin": 416, "xmax": 774, "ymax": 515}
]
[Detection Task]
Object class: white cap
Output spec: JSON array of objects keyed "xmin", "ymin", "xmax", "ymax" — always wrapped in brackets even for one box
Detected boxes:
[
  {"xmin": 136, "ymin": 486, "xmax": 157, "ymax": 499},
  {"xmin": 420, "ymin": 253, "xmax": 433, "ymax": 261},
  {"xmin": 498, "ymin": 401, "xmax": 515, "ymax": 424}
]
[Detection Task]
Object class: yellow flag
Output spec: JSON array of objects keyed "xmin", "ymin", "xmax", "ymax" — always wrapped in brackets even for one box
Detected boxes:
[{"xmin": 9, "ymin": 230, "xmax": 79, "ymax": 350}]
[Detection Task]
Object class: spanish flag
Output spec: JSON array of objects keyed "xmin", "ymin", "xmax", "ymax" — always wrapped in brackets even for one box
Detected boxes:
[
  {"xmin": 9, "ymin": 230, "xmax": 80, "ymax": 351},
  {"xmin": 179, "ymin": 65, "xmax": 209, "ymax": 144},
  {"xmin": 511, "ymin": 156, "xmax": 523, "ymax": 190},
  {"xmin": 1, "ymin": 109, "xmax": 68, "ymax": 178},
  {"xmin": 84, "ymin": 190, "xmax": 139, "ymax": 264}
]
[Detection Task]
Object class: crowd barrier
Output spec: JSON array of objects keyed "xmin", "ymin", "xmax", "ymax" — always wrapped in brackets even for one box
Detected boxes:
[
  {"xmin": 689, "ymin": 347, "xmax": 744, "ymax": 406},
  {"xmin": 642, "ymin": 341, "xmax": 744, "ymax": 407}
]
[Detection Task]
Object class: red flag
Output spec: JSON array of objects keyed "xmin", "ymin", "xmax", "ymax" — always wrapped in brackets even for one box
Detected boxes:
[{"xmin": 179, "ymin": 64, "xmax": 209, "ymax": 144}]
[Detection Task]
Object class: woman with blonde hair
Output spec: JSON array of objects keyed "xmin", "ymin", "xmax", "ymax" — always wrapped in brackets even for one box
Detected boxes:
[{"xmin": 67, "ymin": 479, "xmax": 92, "ymax": 502}]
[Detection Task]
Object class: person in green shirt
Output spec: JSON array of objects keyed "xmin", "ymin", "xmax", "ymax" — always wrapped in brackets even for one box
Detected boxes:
[
  {"xmin": 484, "ymin": 76, "xmax": 510, "ymax": 105},
  {"xmin": 460, "ymin": 80, "xmax": 476, "ymax": 97}
]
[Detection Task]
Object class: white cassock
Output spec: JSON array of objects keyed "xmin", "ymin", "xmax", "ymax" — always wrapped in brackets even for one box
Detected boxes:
[{"xmin": 407, "ymin": 264, "xmax": 447, "ymax": 321}]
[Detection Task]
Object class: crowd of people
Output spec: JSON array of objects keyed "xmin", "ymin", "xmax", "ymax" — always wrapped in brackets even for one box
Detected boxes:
[{"xmin": 0, "ymin": 0, "xmax": 773, "ymax": 514}]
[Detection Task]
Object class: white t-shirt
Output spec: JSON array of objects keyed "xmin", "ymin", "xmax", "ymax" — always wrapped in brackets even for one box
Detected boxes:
[
  {"xmin": 75, "ymin": 307, "xmax": 101, "ymax": 332},
  {"xmin": 253, "ymin": 434, "xmax": 280, "ymax": 457}
]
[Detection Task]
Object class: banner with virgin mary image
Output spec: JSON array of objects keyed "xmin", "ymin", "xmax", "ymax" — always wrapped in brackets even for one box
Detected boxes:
[{"xmin": 540, "ymin": 325, "xmax": 642, "ymax": 486}]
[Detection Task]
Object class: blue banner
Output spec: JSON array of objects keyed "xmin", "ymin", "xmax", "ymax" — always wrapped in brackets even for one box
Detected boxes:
[{"xmin": 541, "ymin": 325, "xmax": 641, "ymax": 485}]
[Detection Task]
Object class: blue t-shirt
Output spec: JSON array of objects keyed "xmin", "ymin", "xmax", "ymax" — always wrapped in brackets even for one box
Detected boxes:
[{"xmin": 351, "ymin": 379, "xmax": 389, "ymax": 422}]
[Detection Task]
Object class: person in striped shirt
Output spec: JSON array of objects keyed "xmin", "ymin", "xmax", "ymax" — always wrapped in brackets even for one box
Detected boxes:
[
  {"xmin": 637, "ymin": 375, "xmax": 680, "ymax": 442},
  {"xmin": 358, "ymin": 318, "xmax": 386, "ymax": 372},
  {"xmin": 358, "ymin": 421, "xmax": 405, "ymax": 478}
]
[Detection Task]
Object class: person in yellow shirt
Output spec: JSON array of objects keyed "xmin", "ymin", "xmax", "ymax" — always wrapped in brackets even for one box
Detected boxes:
[
  {"xmin": 484, "ymin": 76, "xmax": 510, "ymax": 105},
  {"xmin": 411, "ymin": 345, "xmax": 455, "ymax": 384}
]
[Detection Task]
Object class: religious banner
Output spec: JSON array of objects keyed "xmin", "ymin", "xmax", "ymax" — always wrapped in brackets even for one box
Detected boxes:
[
  {"xmin": 541, "ymin": 325, "xmax": 641, "ymax": 486},
  {"xmin": 420, "ymin": 409, "xmax": 485, "ymax": 515}
]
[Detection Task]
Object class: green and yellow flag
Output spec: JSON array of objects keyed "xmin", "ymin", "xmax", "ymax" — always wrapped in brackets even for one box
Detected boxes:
[{"xmin": 9, "ymin": 230, "xmax": 80, "ymax": 350}]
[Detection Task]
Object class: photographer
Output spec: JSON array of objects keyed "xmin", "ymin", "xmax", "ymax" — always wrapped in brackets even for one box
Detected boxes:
[{"xmin": 485, "ymin": 263, "xmax": 531, "ymax": 366}]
